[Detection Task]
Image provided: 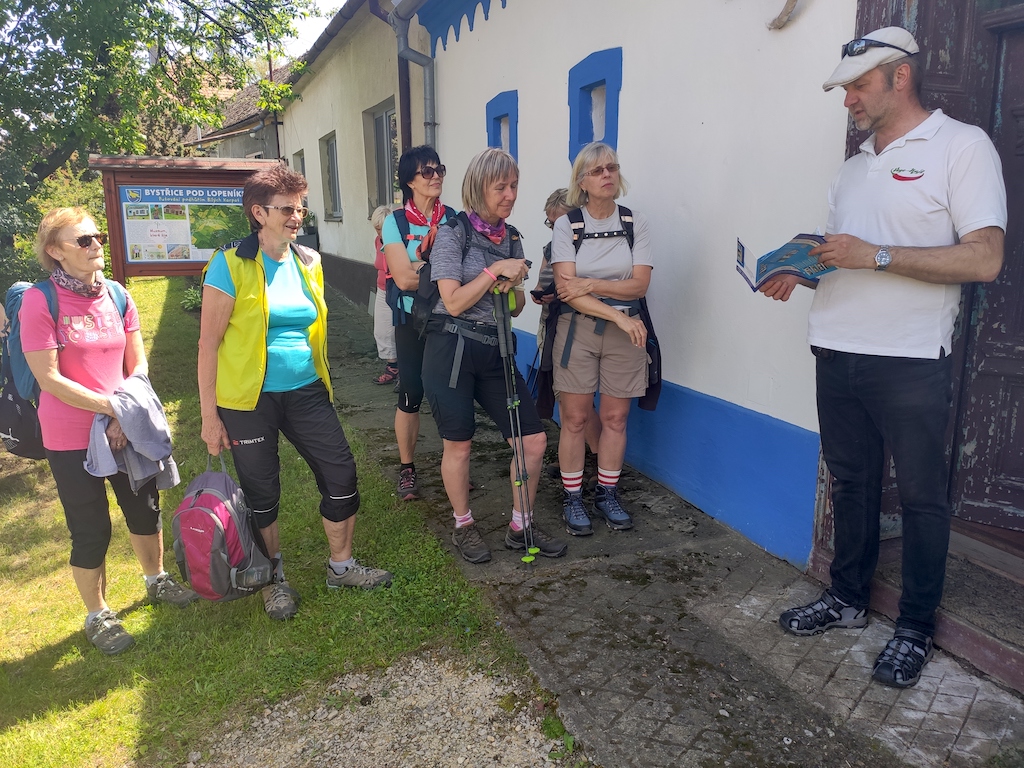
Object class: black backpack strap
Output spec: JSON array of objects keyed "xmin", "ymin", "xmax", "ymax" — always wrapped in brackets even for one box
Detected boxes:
[
  {"xmin": 393, "ymin": 209, "xmax": 413, "ymax": 245},
  {"xmin": 617, "ymin": 205, "xmax": 634, "ymax": 251},
  {"xmin": 566, "ymin": 207, "xmax": 586, "ymax": 254},
  {"xmin": 566, "ymin": 206, "xmax": 634, "ymax": 253}
]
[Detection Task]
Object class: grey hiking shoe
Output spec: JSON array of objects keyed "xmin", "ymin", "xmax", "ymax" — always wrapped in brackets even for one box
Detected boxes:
[
  {"xmin": 147, "ymin": 573, "xmax": 199, "ymax": 607},
  {"xmin": 398, "ymin": 467, "xmax": 420, "ymax": 500},
  {"xmin": 86, "ymin": 609, "xmax": 135, "ymax": 656},
  {"xmin": 326, "ymin": 561, "xmax": 393, "ymax": 589},
  {"xmin": 778, "ymin": 589, "xmax": 868, "ymax": 636},
  {"xmin": 593, "ymin": 485, "xmax": 634, "ymax": 530},
  {"xmin": 453, "ymin": 523, "xmax": 491, "ymax": 563},
  {"xmin": 262, "ymin": 579, "xmax": 300, "ymax": 620},
  {"xmin": 562, "ymin": 490, "xmax": 593, "ymax": 536},
  {"xmin": 504, "ymin": 524, "xmax": 568, "ymax": 558}
]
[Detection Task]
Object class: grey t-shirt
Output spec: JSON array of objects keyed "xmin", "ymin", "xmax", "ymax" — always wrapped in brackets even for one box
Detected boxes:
[
  {"xmin": 430, "ymin": 218, "xmax": 526, "ymax": 324},
  {"xmin": 549, "ymin": 207, "xmax": 653, "ymax": 293}
]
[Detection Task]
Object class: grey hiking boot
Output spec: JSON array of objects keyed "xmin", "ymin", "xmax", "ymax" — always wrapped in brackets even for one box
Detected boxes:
[
  {"xmin": 593, "ymin": 485, "xmax": 634, "ymax": 530},
  {"xmin": 561, "ymin": 490, "xmax": 593, "ymax": 536},
  {"xmin": 453, "ymin": 523, "xmax": 491, "ymax": 563},
  {"xmin": 262, "ymin": 579, "xmax": 300, "ymax": 620},
  {"xmin": 86, "ymin": 608, "xmax": 135, "ymax": 656},
  {"xmin": 147, "ymin": 573, "xmax": 199, "ymax": 607},
  {"xmin": 778, "ymin": 589, "xmax": 868, "ymax": 636},
  {"xmin": 326, "ymin": 560, "xmax": 393, "ymax": 589},
  {"xmin": 504, "ymin": 524, "xmax": 568, "ymax": 558}
]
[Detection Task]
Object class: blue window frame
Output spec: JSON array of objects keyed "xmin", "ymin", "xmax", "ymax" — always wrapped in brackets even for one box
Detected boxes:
[
  {"xmin": 567, "ymin": 47, "xmax": 623, "ymax": 163},
  {"xmin": 486, "ymin": 90, "xmax": 519, "ymax": 160}
]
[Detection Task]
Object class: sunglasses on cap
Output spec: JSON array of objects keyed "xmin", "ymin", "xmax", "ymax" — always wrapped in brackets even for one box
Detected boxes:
[
  {"xmin": 416, "ymin": 165, "xmax": 446, "ymax": 179},
  {"xmin": 262, "ymin": 205, "xmax": 309, "ymax": 218},
  {"xmin": 68, "ymin": 233, "xmax": 108, "ymax": 248},
  {"xmin": 841, "ymin": 38, "xmax": 914, "ymax": 59}
]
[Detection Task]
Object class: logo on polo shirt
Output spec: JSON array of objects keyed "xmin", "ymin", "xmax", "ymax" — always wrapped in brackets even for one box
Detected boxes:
[{"xmin": 891, "ymin": 167, "xmax": 925, "ymax": 181}]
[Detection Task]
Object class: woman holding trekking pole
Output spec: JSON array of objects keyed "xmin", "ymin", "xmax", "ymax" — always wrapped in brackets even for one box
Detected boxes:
[{"xmin": 421, "ymin": 148, "xmax": 567, "ymax": 564}]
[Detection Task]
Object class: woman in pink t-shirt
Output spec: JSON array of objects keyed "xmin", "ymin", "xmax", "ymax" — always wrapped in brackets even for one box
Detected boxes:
[{"xmin": 20, "ymin": 207, "xmax": 197, "ymax": 657}]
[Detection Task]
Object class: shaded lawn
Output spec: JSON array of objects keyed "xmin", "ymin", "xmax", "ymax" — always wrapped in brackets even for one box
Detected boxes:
[{"xmin": 0, "ymin": 277, "xmax": 516, "ymax": 767}]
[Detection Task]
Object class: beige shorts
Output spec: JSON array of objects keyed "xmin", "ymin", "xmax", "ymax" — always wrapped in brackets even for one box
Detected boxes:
[{"xmin": 551, "ymin": 312, "xmax": 649, "ymax": 399}]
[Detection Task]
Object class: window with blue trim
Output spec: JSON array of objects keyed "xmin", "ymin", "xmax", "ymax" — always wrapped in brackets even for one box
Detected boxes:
[
  {"xmin": 486, "ymin": 90, "xmax": 518, "ymax": 160},
  {"xmin": 568, "ymin": 47, "xmax": 622, "ymax": 163}
]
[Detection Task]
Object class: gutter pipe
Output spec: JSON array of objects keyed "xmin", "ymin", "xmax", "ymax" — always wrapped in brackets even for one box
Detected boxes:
[{"xmin": 389, "ymin": 0, "xmax": 436, "ymax": 148}]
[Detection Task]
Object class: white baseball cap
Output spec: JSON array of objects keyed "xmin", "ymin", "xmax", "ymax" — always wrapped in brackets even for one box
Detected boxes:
[{"xmin": 823, "ymin": 27, "xmax": 920, "ymax": 92}]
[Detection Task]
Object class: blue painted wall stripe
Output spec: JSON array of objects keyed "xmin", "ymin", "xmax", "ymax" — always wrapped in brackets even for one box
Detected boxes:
[
  {"xmin": 486, "ymin": 90, "xmax": 519, "ymax": 160},
  {"xmin": 513, "ymin": 328, "xmax": 819, "ymax": 567}
]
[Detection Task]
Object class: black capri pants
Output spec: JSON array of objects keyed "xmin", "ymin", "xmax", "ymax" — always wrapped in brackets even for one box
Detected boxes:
[
  {"xmin": 218, "ymin": 380, "xmax": 360, "ymax": 526},
  {"xmin": 422, "ymin": 324, "xmax": 544, "ymax": 442},
  {"xmin": 394, "ymin": 319, "xmax": 426, "ymax": 413},
  {"xmin": 47, "ymin": 449, "xmax": 161, "ymax": 570}
]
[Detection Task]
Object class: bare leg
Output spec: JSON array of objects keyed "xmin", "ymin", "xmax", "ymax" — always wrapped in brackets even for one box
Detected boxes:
[
  {"xmin": 441, "ymin": 439, "xmax": 472, "ymax": 515},
  {"xmin": 596, "ymin": 395, "xmax": 633, "ymax": 471},
  {"xmin": 259, "ymin": 521, "xmax": 280, "ymax": 560},
  {"xmin": 129, "ymin": 531, "xmax": 163, "ymax": 577},
  {"xmin": 72, "ymin": 564, "xmax": 107, "ymax": 614},
  {"xmin": 558, "ymin": 392, "xmax": 595, "ymax": 474},
  {"xmin": 508, "ymin": 432, "xmax": 545, "ymax": 520},
  {"xmin": 395, "ymin": 410, "xmax": 420, "ymax": 464},
  {"xmin": 584, "ymin": 404, "xmax": 602, "ymax": 455},
  {"xmin": 323, "ymin": 517, "xmax": 356, "ymax": 562}
]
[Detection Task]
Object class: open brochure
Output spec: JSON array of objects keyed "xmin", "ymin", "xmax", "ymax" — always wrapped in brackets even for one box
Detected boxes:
[{"xmin": 737, "ymin": 233, "xmax": 832, "ymax": 291}]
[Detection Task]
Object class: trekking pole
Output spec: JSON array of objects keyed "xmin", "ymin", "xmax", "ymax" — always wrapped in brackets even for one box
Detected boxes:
[{"xmin": 492, "ymin": 286, "xmax": 539, "ymax": 565}]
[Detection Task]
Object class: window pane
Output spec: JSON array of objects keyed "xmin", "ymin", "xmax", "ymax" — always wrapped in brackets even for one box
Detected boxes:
[{"xmin": 374, "ymin": 114, "xmax": 388, "ymax": 207}]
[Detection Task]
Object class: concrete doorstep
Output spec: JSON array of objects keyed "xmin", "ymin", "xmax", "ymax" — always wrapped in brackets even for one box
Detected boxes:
[{"xmin": 325, "ymin": 285, "xmax": 1024, "ymax": 768}]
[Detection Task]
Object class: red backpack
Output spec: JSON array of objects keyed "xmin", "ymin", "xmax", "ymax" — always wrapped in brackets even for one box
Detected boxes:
[{"xmin": 172, "ymin": 455, "xmax": 273, "ymax": 601}]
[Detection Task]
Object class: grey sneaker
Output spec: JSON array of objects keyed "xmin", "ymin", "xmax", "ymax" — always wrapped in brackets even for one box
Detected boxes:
[
  {"xmin": 398, "ymin": 467, "xmax": 420, "ymax": 500},
  {"xmin": 262, "ymin": 580, "xmax": 300, "ymax": 620},
  {"xmin": 86, "ymin": 609, "xmax": 135, "ymax": 656},
  {"xmin": 779, "ymin": 590, "xmax": 868, "ymax": 636},
  {"xmin": 147, "ymin": 573, "xmax": 199, "ymax": 607},
  {"xmin": 562, "ymin": 490, "xmax": 593, "ymax": 536},
  {"xmin": 453, "ymin": 523, "xmax": 491, "ymax": 563},
  {"xmin": 504, "ymin": 524, "xmax": 568, "ymax": 558},
  {"xmin": 326, "ymin": 561, "xmax": 393, "ymax": 589}
]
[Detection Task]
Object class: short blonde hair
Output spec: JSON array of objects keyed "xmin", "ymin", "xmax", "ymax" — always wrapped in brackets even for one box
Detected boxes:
[
  {"xmin": 36, "ymin": 207, "xmax": 93, "ymax": 272},
  {"xmin": 566, "ymin": 142, "xmax": 629, "ymax": 208},
  {"xmin": 543, "ymin": 188, "xmax": 570, "ymax": 216},
  {"xmin": 371, "ymin": 205, "xmax": 393, "ymax": 232},
  {"xmin": 461, "ymin": 148, "xmax": 519, "ymax": 216}
]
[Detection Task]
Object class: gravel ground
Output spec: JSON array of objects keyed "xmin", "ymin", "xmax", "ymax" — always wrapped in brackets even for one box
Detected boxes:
[{"xmin": 187, "ymin": 653, "xmax": 594, "ymax": 768}]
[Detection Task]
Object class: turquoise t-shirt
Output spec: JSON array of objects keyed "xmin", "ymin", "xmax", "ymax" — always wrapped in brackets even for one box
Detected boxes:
[
  {"xmin": 204, "ymin": 250, "xmax": 319, "ymax": 393},
  {"xmin": 381, "ymin": 207, "xmax": 456, "ymax": 313}
]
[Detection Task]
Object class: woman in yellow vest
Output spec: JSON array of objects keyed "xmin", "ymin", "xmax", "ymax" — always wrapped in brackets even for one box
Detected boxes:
[{"xmin": 198, "ymin": 165, "xmax": 391, "ymax": 620}]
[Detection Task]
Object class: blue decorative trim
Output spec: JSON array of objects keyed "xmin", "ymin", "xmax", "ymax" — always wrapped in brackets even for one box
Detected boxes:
[
  {"xmin": 417, "ymin": 0, "xmax": 509, "ymax": 56},
  {"xmin": 568, "ymin": 48, "xmax": 623, "ymax": 163},
  {"xmin": 486, "ymin": 90, "xmax": 519, "ymax": 160},
  {"xmin": 512, "ymin": 327, "xmax": 819, "ymax": 568}
]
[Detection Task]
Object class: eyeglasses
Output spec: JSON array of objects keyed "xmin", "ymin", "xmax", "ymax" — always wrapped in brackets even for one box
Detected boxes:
[
  {"xmin": 583, "ymin": 163, "xmax": 620, "ymax": 178},
  {"xmin": 262, "ymin": 205, "xmax": 309, "ymax": 218},
  {"xmin": 841, "ymin": 38, "xmax": 914, "ymax": 59},
  {"xmin": 67, "ymin": 233, "xmax": 108, "ymax": 248},
  {"xmin": 416, "ymin": 165, "xmax": 447, "ymax": 179},
  {"xmin": 544, "ymin": 218, "xmax": 554, "ymax": 229}
]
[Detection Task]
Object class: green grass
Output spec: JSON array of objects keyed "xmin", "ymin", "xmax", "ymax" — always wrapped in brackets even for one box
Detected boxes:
[{"xmin": 0, "ymin": 276, "xmax": 519, "ymax": 767}]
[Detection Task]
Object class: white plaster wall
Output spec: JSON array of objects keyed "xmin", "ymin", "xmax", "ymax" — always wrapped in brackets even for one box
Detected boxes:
[
  {"xmin": 280, "ymin": 5, "xmax": 428, "ymax": 264},
  {"xmin": 430, "ymin": 0, "xmax": 859, "ymax": 433}
]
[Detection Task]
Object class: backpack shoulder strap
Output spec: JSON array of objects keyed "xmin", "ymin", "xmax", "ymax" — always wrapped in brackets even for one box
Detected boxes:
[
  {"xmin": 455, "ymin": 211, "xmax": 474, "ymax": 261},
  {"xmin": 102, "ymin": 279, "xmax": 128, "ymax": 319},
  {"xmin": 34, "ymin": 279, "xmax": 59, "ymax": 324},
  {"xmin": 393, "ymin": 209, "xmax": 412, "ymax": 244},
  {"xmin": 442, "ymin": 205, "xmax": 458, "ymax": 222},
  {"xmin": 617, "ymin": 205, "xmax": 634, "ymax": 251},
  {"xmin": 566, "ymin": 208, "xmax": 586, "ymax": 254}
]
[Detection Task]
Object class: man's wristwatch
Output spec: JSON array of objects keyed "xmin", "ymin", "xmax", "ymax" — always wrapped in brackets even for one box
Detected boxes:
[{"xmin": 874, "ymin": 245, "xmax": 892, "ymax": 271}]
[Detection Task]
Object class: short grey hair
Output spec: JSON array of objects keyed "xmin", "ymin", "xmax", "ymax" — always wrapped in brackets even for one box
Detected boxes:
[
  {"xmin": 461, "ymin": 148, "xmax": 519, "ymax": 216},
  {"xmin": 566, "ymin": 142, "xmax": 629, "ymax": 209},
  {"xmin": 370, "ymin": 204, "xmax": 393, "ymax": 232},
  {"xmin": 543, "ymin": 188, "xmax": 570, "ymax": 216}
]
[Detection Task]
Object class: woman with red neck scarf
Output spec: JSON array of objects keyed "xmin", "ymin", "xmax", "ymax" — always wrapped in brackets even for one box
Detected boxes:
[
  {"xmin": 421, "ymin": 148, "xmax": 567, "ymax": 565},
  {"xmin": 381, "ymin": 146, "xmax": 457, "ymax": 502}
]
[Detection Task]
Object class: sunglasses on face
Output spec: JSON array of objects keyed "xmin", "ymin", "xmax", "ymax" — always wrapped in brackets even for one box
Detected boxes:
[
  {"xmin": 417, "ymin": 165, "xmax": 446, "ymax": 179},
  {"xmin": 68, "ymin": 233, "xmax": 108, "ymax": 248},
  {"xmin": 841, "ymin": 38, "xmax": 914, "ymax": 59},
  {"xmin": 262, "ymin": 205, "xmax": 309, "ymax": 218},
  {"xmin": 583, "ymin": 163, "xmax": 620, "ymax": 178}
]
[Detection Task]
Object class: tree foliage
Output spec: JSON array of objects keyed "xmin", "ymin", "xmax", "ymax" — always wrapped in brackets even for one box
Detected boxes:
[{"xmin": 0, "ymin": 0, "xmax": 313, "ymax": 288}]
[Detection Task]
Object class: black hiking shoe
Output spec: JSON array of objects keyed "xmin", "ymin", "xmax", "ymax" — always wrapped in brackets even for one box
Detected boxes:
[
  {"xmin": 453, "ymin": 523, "xmax": 491, "ymax": 563},
  {"xmin": 147, "ymin": 573, "xmax": 199, "ymax": 607},
  {"xmin": 561, "ymin": 490, "xmax": 593, "ymax": 536},
  {"xmin": 873, "ymin": 628, "xmax": 933, "ymax": 688},
  {"xmin": 592, "ymin": 484, "xmax": 634, "ymax": 530},
  {"xmin": 504, "ymin": 524, "xmax": 568, "ymax": 558},
  {"xmin": 86, "ymin": 609, "xmax": 135, "ymax": 656},
  {"xmin": 778, "ymin": 589, "xmax": 868, "ymax": 636}
]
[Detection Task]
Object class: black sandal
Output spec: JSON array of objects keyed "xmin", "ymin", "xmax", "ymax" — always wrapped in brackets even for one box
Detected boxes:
[{"xmin": 872, "ymin": 628, "xmax": 933, "ymax": 688}]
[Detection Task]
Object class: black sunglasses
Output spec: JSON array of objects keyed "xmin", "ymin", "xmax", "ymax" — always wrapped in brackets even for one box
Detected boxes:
[
  {"xmin": 417, "ymin": 165, "xmax": 446, "ymax": 179},
  {"xmin": 841, "ymin": 38, "xmax": 914, "ymax": 59},
  {"xmin": 68, "ymin": 233, "xmax": 108, "ymax": 248}
]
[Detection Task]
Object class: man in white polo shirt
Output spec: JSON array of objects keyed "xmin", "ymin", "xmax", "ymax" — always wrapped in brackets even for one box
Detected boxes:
[{"xmin": 761, "ymin": 26, "xmax": 1006, "ymax": 688}]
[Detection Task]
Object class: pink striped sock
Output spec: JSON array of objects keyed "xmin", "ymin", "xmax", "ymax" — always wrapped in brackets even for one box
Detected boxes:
[
  {"xmin": 597, "ymin": 467, "xmax": 621, "ymax": 488},
  {"xmin": 510, "ymin": 508, "xmax": 527, "ymax": 531},
  {"xmin": 561, "ymin": 469, "xmax": 584, "ymax": 493},
  {"xmin": 454, "ymin": 510, "xmax": 475, "ymax": 528}
]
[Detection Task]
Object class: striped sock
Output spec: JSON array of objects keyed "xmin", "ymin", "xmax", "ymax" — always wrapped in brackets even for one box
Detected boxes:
[
  {"xmin": 561, "ymin": 469, "xmax": 584, "ymax": 494},
  {"xmin": 454, "ymin": 510, "xmax": 475, "ymax": 528},
  {"xmin": 510, "ymin": 508, "xmax": 531, "ymax": 531},
  {"xmin": 597, "ymin": 467, "xmax": 621, "ymax": 488}
]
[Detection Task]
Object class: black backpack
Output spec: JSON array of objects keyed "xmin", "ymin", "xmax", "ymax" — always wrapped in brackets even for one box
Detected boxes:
[
  {"xmin": 409, "ymin": 212, "xmax": 522, "ymax": 338},
  {"xmin": 566, "ymin": 204, "xmax": 634, "ymax": 253},
  {"xmin": 384, "ymin": 206, "xmax": 458, "ymax": 325}
]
